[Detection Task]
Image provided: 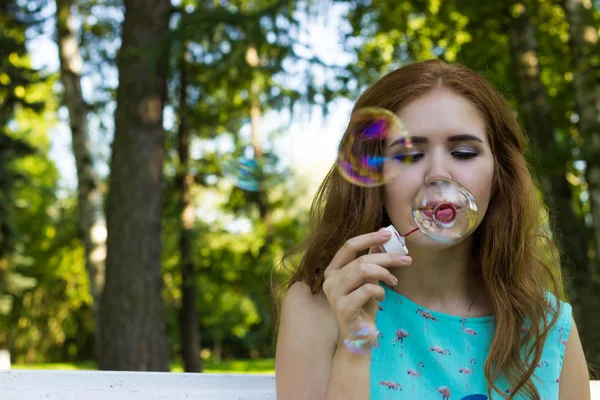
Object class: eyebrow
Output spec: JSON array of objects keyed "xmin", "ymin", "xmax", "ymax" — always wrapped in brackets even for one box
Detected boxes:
[{"xmin": 389, "ymin": 134, "xmax": 484, "ymax": 148}]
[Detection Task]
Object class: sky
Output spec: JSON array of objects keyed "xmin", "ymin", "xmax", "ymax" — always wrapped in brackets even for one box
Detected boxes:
[{"xmin": 27, "ymin": 2, "xmax": 356, "ymax": 200}]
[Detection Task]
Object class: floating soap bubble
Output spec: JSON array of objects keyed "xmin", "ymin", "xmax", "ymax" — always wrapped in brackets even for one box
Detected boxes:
[
  {"xmin": 219, "ymin": 146, "xmax": 283, "ymax": 191},
  {"xmin": 412, "ymin": 178, "xmax": 478, "ymax": 243},
  {"xmin": 343, "ymin": 321, "xmax": 380, "ymax": 355},
  {"xmin": 337, "ymin": 108, "xmax": 414, "ymax": 187},
  {"xmin": 216, "ymin": 126, "xmax": 292, "ymax": 192}
]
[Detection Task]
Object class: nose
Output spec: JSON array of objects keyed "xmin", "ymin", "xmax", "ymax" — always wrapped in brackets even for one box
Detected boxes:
[{"xmin": 424, "ymin": 149, "xmax": 452, "ymax": 184}]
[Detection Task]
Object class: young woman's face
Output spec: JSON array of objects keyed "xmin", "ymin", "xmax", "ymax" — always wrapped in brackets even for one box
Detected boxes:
[{"xmin": 383, "ymin": 88, "xmax": 495, "ymax": 248}]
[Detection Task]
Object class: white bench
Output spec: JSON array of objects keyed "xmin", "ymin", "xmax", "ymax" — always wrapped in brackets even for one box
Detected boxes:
[
  {"xmin": 0, "ymin": 370, "xmax": 598, "ymax": 399},
  {"xmin": 0, "ymin": 371, "xmax": 276, "ymax": 399}
]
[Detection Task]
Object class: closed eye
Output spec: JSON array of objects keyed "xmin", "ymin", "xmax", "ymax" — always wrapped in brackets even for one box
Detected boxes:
[
  {"xmin": 393, "ymin": 153, "xmax": 423, "ymax": 163},
  {"xmin": 392, "ymin": 151, "xmax": 476, "ymax": 162},
  {"xmin": 451, "ymin": 151, "xmax": 478, "ymax": 160}
]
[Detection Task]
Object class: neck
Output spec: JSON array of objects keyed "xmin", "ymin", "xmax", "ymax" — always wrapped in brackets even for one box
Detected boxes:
[{"xmin": 390, "ymin": 235, "xmax": 489, "ymax": 316}]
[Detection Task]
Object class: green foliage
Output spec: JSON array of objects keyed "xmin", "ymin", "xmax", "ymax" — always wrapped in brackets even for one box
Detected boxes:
[
  {"xmin": 0, "ymin": 0, "xmax": 40, "ymax": 269},
  {"xmin": 160, "ymin": 0, "xmax": 325, "ymax": 360},
  {"xmin": 0, "ymin": 0, "xmax": 95, "ymax": 363},
  {"xmin": 169, "ymin": 0, "xmax": 296, "ymax": 137},
  {"xmin": 3, "ymin": 78, "xmax": 95, "ymax": 363},
  {"xmin": 165, "ymin": 0, "xmax": 336, "ymax": 198},
  {"xmin": 161, "ymin": 170, "xmax": 311, "ymax": 358},
  {"xmin": 0, "ymin": 0, "xmax": 44, "ymax": 326}
]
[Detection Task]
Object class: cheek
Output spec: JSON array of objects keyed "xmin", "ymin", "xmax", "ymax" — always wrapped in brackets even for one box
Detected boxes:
[
  {"xmin": 467, "ymin": 163, "xmax": 495, "ymax": 224},
  {"xmin": 383, "ymin": 177, "xmax": 420, "ymax": 228}
]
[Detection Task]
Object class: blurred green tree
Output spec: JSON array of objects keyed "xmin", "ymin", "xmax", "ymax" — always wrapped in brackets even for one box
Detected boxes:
[
  {"xmin": 54, "ymin": 0, "xmax": 106, "ymax": 360},
  {"xmin": 165, "ymin": 0, "xmax": 336, "ymax": 369},
  {"xmin": 0, "ymin": 0, "xmax": 95, "ymax": 364}
]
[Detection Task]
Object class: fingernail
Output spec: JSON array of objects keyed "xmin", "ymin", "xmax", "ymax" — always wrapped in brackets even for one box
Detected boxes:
[
  {"xmin": 401, "ymin": 256, "xmax": 411, "ymax": 263},
  {"xmin": 392, "ymin": 277, "xmax": 398, "ymax": 285},
  {"xmin": 381, "ymin": 230, "xmax": 391, "ymax": 238}
]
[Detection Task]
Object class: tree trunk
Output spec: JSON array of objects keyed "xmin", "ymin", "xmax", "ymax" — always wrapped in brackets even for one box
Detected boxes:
[
  {"xmin": 176, "ymin": 49, "xmax": 202, "ymax": 373},
  {"xmin": 55, "ymin": 0, "xmax": 106, "ymax": 359},
  {"xmin": 100, "ymin": 0, "xmax": 171, "ymax": 371},
  {"xmin": 507, "ymin": 3, "xmax": 600, "ymax": 376}
]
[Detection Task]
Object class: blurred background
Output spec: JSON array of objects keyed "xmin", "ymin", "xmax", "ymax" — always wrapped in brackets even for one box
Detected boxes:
[{"xmin": 0, "ymin": 0, "xmax": 599, "ymax": 377}]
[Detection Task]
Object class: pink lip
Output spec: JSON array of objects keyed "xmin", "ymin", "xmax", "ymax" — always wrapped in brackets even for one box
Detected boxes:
[{"xmin": 418, "ymin": 202, "xmax": 460, "ymax": 221}]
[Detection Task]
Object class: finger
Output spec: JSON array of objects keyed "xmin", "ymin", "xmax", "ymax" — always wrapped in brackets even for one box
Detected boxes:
[
  {"xmin": 327, "ymin": 229, "xmax": 392, "ymax": 273},
  {"xmin": 338, "ymin": 283, "xmax": 385, "ymax": 321},
  {"xmin": 338, "ymin": 263, "xmax": 397, "ymax": 296},
  {"xmin": 327, "ymin": 253, "xmax": 409, "ymax": 294},
  {"xmin": 353, "ymin": 252, "xmax": 412, "ymax": 269},
  {"xmin": 368, "ymin": 244, "xmax": 384, "ymax": 254}
]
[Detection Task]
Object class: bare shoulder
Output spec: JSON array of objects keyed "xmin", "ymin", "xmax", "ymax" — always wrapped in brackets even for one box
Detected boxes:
[
  {"xmin": 277, "ymin": 280, "xmax": 339, "ymax": 353},
  {"xmin": 281, "ymin": 280, "xmax": 338, "ymax": 334},
  {"xmin": 559, "ymin": 318, "xmax": 590, "ymax": 400},
  {"xmin": 275, "ymin": 281, "xmax": 339, "ymax": 400}
]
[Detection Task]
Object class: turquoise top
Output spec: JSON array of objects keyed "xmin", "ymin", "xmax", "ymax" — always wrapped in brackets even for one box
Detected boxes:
[{"xmin": 370, "ymin": 283, "xmax": 572, "ymax": 400}]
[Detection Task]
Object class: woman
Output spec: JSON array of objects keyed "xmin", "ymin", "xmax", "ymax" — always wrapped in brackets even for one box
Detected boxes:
[{"xmin": 275, "ymin": 60, "xmax": 589, "ymax": 399}]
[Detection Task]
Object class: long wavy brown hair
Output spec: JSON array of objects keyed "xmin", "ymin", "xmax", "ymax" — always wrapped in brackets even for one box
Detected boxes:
[{"xmin": 276, "ymin": 59, "xmax": 564, "ymax": 399}]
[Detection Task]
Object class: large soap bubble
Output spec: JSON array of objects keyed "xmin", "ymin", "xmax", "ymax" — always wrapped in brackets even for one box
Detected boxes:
[
  {"xmin": 412, "ymin": 178, "xmax": 478, "ymax": 243},
  {"xmin": 337, "ymin": 108, "xmax": 414, "ymax": 187}
]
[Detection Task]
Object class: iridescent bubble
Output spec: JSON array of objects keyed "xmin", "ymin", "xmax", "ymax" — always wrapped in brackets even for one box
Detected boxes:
[
  {"xmin": 217, "ymin": 127, "xmax": 292, "ymax": 191},
  {"xmin": 219, "ymin": 146, "xmax": 283, "ymax": 191},
  {"xmin": 337, "ymin": 108, "xmax": 414, "ymax": 187},
  {"xmin": 412, "ymin": 178, "xmax": 478, "ymax": 243},
  {"xmin": 343, "ymin": 321, "xmax": 381, "ymax": 355}
]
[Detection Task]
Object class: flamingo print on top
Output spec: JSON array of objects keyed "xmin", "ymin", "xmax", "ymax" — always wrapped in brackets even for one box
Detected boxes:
[
  {"xmin": 378, "ymin": 380, "xmax": 402, "ymax": 400},
  {"xmin": 370, "ymin": 283, "xmax": 572, "ymax": 399},
  {"xmin": 407, "ymin": 361, "xmax": 424, "ymax": 392},
  {"xmin": 459, "ymin": 358, "xmax": 476, "ymax": 390}
]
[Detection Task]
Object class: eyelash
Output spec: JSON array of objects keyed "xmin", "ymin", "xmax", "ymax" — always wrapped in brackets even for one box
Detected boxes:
[
  {"xmin": 451, "ymin": 150, "xmax": 478, "ymax": 160},
  {"xmin": 393, "ymin": 150, "xmax": 479, "ymax": 162}
]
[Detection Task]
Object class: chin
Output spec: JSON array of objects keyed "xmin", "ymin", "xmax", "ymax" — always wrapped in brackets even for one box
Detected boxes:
[{"xmin": 405, "ymin": 232, "xmax": 471, "ymax": 251}]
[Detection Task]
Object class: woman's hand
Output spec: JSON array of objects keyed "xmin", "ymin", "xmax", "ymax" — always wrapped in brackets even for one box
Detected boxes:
[{"xmin": 322, "ymin": 228, "xmax": 412, "ymax": 351}]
